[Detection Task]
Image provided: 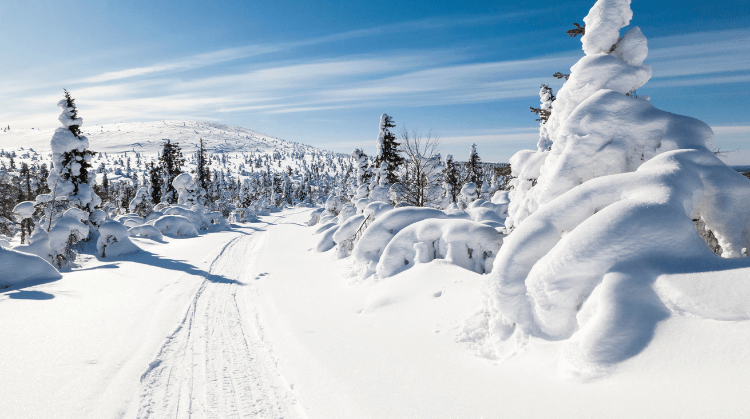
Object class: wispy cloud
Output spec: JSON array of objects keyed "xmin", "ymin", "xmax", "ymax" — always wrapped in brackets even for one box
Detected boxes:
[
  {"xmin": 72, "ymin": 11, "xmax": 542, "ymax": 86},
  {"xmin": 2, "ymin": 22, "xmax": 748, "ymax": 131}
]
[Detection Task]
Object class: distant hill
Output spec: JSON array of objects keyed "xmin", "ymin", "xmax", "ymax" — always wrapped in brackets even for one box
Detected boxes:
[{"xmin": 0, "ymin": 120, "xmax": 322, "ymax": 155}]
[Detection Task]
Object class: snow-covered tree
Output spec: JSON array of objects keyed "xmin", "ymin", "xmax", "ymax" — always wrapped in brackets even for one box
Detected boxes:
[
  {"xmin": 466, "ymin": 143, "xmax": 482, "ymax": 188},
  {"xmin": 47, "ymin": 90, "xmax": 100, "ymax": 217},
  {"xmin": 442, "ymin": 154, "xmax": 461, "ymax": 204},
  {"xmin": 479, "ymin": 0, "xmax": 750, "ymax": 374},
  {"xmin": 158, "ymin": 140, "xmax": 185, "ymax": 204},
  {"xmin": 373, "ymin": 114, "xmax": 403, "ymax": 185}
]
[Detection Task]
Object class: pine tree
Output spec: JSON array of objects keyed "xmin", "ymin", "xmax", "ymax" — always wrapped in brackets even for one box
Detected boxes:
[
  {"xmin": 197, "ymin": 138, "xmax": 211, "ymax": 193},
  {"xmin": 373, "ymin": 114, "xmax": 404, "ymax": 184},
  {"xmin": 148, "ymin": 161, "xmax": 162, "ymax": 204},
  {"xmin": 530, "ymin": 84, "xmax": 555, "ymax": 123},
  {"xmin": 158, "ymin": 139, "xmax": 185, "ymax": 204},
  {"xmin": 467, "ymin": 143, "xmax": 482, "ymax": 188},
  {"xmin": 443, "ymin": 154, "xmax": 461, "ymax": 203},
  {"xmin": 48, "ymin": 89, "xmax": 100, "ymax": 216}
]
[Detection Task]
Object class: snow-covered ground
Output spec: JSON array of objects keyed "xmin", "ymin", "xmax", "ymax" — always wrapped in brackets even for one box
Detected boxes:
[
  {"xmin": 0, "ymin": 120, "xmax": 312, "ymax": 155},
  {"xmin": 2, "ymin": 208, "xmax": 749, "ymax": 419}
]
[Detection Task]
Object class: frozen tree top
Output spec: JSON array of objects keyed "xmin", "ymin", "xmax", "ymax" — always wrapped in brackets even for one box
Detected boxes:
[
  {"xmin": 582, "ymin": 0, "xmax": 633, "ymax": 55},
  {"xmin": 56, "ymin": 98, "xmax": 83, "ymax": 129}
]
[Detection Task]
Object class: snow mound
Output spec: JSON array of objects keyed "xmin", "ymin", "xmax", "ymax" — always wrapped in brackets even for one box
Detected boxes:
[
  {"xmin": 377, "ymin": 219, "xmax": 503, "ymax": 279},
  {"xmin": 128, "ymin": 224, "xmax": 164, "ymax": 241},
  {"xmin": 0, "ymin": 247, "xmax": 62, "ymax": 289},
  {"xmin": 163, "ymin": 206, "xmax": 209, "ymax": 231},
  {"xmin": 353, "ymin": 207, "xmax": 451, "ymax": 275},
  {"xmin": 152, "ymin": 215, "xmax": 199, "ymax": 237},
  {"xmin": 97, "ymin": 220, "xmax": 140, "ymax": 258}
]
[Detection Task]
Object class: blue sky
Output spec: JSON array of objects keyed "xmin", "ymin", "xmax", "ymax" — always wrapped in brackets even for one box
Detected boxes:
[{"xmin": 1, "ymin": 0, "xmax": 749, "ymax": 163}]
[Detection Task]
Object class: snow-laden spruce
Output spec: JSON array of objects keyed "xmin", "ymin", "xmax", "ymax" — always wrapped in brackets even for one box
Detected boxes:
[
  {"xmin": 475, "ymin": 0, "xmax": 750, "ymax": 374},
  {"xmin": 47, "ymin": 90, "xmax": 100, "ymax": 217}
]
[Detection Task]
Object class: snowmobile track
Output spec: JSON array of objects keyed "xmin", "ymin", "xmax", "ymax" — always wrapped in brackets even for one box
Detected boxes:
[{"xmin": 135, "ymin": 230, "xmax": 302, "ymax": 419}]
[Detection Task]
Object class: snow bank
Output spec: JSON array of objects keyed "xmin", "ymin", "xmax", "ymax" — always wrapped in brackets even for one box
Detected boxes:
[
  {"xmin": 377, "ymin": 219, "xmax": 503, "ymax": 279},
  {"xmin": 128, "ymin": 224, "xmax": 164, "ymax": 241},
  {"xmin": 97, "ymin": 220, "xmax": 140, "ymax": 258},
  {"xmin": 0, "ymin": 247, "xmax": 62, "ymax": 289},
  {"xmin": 152, "ymin": 215, "xmax": 199, "ymax": 237}
]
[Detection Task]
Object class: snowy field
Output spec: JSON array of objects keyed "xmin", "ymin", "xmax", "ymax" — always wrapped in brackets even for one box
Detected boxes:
[{"xmin": 2, "ymin": 208, "xmax": 749, "ymax": 419}]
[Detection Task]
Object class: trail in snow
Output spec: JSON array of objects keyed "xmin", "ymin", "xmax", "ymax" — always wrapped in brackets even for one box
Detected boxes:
[{"xmin": 135, "ymin": 224, "xmax": 303, "ymax": 419}]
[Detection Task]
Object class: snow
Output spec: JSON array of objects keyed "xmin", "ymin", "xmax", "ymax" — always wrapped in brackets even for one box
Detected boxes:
[
  {"xmin": 128, "ymin": 224, "xmax": 164, "ymax": 241},
  {"xmin": 581, "ymin": 0, "xmax": 633, "ymax": 55},
  {"xmin": 0, "ymin": 246, "xmax": 62, "ymax": 289},
  {"xmin": 97, "ymin": 220, "xmax": 140, "ymax": 258},
  {"xmin": 482, "ymin": 0, "xmax": 750, "ymax": 376},
  {"xmin": 13, "ymin": 201, "xmax": 35, "ymax": 220},
  {"xmin": 352, "ymin": 207, "xmax": 451, "ymax": 276},
  {"xmin": 377, "ymin": 218, "xmax": 503, "ymax": 278},
  {"xmin": 1, "ymin": 208, "xmax": 749, "ymax": 418},
  {"xmin": 152, "ymin": 215, "xmax": 199, "ymax": 237}
]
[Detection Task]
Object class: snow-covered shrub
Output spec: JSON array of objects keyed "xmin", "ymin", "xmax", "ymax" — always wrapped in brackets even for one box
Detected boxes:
[
  {"xmin": 337, "ymin": 204, "xmax": 357, "ymax": 224},
  {"xmin": 315, "ymin": 226, "xmax": 338, "ymax": 253},
  {"xmin": 332, "ymin": 214, "xmax": 366, "ymax": 258},
  {"xmin": 97, "ymin": 220, "xmax": 139, "ymax": 258},
  {"xmin": 478, "ymin": 0, "xmax": 750, "ymax": 373},
  {"xmin": 458, "ymin": 183, "xmax": 478, "ymax": 208},
  {"xmin": 308, "ymin": 208, "xmax": 325, "ymax": 226},
  {"xmin": 313, "ymin": 221, "xmax": 337, "ymax": 235},
  {"xmin": 377, "ymin": 219, "xmax": 503, "ymax": 278},
  {"xmin": 128, "ymin": 224, "xmax": 163, "ymax": 241},
  {"xmin": 231, "ymin": 208, "xmax": 257, "ymax": 223},
  {"xmin": 0, "ymin": 246, "xmax": 62, "ymax": 289},
  {"xmin": 163, "ymin": 206, "xmax": 209, "ymax": 231},
  {"xmin": 152, "ymin": 215, "xmax": 199, "ymax": 237},
  {"xmin": 205, "ymin": 211, "xmax": 230, "ymax": 230},
  {"xmin": 324, "ymin": 195, "xmax": 344, "ymax": 216},
  {"xmin": 129, "ymin": 187, "xmax": 154, "ymax": 217},
  {"xmin": 47, "ymin": 209, "xmax": 90, "ymax": 268},
  {"xmin": 173, "ymin": 173, "xmax": 204, "ymax": 207},
  {"xmin": 116, "ymin": 214, "xmax": 146, "ymax": 228},
  {"xmin": 353, "ymin": 207, "xmax": 454, "ymax": 276},
  {"xmin": 13, "ymin": 201, "xmax": 35, "ymax": 221}
]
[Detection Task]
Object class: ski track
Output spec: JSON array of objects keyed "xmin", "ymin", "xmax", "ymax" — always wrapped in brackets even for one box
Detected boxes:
[{"xmin": 135, "ymin": 218, "xmax": 303, "ymax": 419}]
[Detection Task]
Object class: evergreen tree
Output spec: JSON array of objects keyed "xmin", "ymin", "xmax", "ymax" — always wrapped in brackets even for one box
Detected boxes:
[
  {"xmin": 530, "ymin": 84, "xmax": 555, "ymax": 123},
  {"xmin": 49, "ymin": 89, "xmax": 100, "ymax": 215},
  {"xmin": 373, "ymin": 114, "xmax": 404, "ymax": 184},
  {"xmin": 467, "ymin": 143, "xmax": 482, "ymax": 188},
  {"xmin": 196, "ymin": 138, "xmax": 211, "ymax": 193},
  {"xmin": 442, "ymin": 154, "xmax": 461, "ymax": 203},
  {"xmin": 148, "ymin": 161, "xmax": 162, "ymax": 204},
  {"xmin": 158, "ymin": 139, "xmax": 185, "ymax": 204}
]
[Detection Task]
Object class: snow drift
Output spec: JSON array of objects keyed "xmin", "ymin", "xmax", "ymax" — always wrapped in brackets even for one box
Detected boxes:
[{"xmin": 0, "ymin": 246, "xmax": 62, "ymax": 289}]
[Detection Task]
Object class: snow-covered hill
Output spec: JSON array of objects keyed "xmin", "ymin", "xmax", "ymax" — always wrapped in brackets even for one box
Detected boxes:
[{"xmin": 0, "ymin": 120, "xmax": 318, "ymax": 155}]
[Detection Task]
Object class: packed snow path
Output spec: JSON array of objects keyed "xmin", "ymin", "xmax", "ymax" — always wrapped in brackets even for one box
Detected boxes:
[{"xmin": 136, "ymin": 220, "xmax": 303, "ymax": 419}]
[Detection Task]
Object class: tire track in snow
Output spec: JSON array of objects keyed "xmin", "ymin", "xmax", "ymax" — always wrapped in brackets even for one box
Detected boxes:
[{"xmin": 135, "ymin": 230, "xmax": 303, "ymax": 419}]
